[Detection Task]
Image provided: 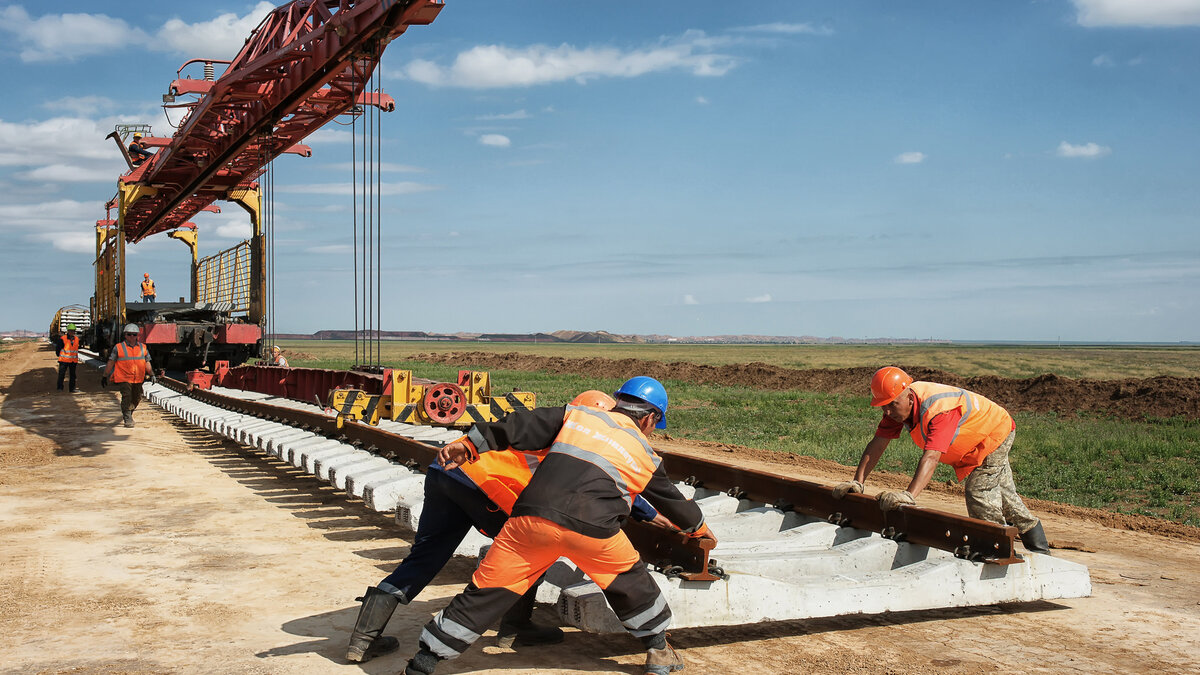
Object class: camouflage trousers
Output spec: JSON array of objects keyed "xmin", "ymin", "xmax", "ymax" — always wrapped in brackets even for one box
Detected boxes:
[{"xmin": 963, "ymin": 431, "xmax": 1039, "ymax": 534}]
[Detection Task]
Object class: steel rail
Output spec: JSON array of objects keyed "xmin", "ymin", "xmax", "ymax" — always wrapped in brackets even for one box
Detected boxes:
[{"xmin": 159, "ymin": 377, "xmax": 1021, "ymax": 578}]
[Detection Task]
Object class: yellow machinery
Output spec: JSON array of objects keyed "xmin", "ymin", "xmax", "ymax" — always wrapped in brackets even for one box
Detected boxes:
[{"xmin": 329, "ymin": 369, "xmax": 535, "ymax": 428}]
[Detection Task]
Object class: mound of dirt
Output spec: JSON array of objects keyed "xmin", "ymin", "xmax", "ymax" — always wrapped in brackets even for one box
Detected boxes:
[{"xmin": 414, "ymin": 352, "xmax": 1200, "ymax": 421}]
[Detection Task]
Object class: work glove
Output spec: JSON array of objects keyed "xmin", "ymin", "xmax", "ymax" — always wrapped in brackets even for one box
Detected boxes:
[
  {"xmin": 877, "ymin": 490, "xmax": 915, "ymax": 512},
  {"xmin": 100, "ymin": 376, "xmax": 108, "ymax": 388},
  {"xmin": 687, "ymin": 522, "xmax": 718, "ymax": 545},
  {"xmin": 832, "ymin": 480, "xmax": 865, "ymax": 499},
  {"xmin": 150, "ymin": 374, "xmax": 159, "ymax": 385}
]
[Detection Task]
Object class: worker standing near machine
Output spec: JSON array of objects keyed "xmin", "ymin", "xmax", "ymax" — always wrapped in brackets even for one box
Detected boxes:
[
  {"xmin": 402, "ymin": 376, "xmax": 711, "ymax": 675},
  {"xmin": 833, "ymin": 366, "xmax": 1050, "ymax": 554},
  {"xmin": 345, "ymin": 390, "xmax": 655, "ymax": 663},
  {"xmin": 140, "ymin": 273, "xmax": 156, "ymax": 302},
  {"xmin": 101, "ymin": 324, "xmax": 156, "ymax": 428},
  {"xmin": 269, "ymin": 345, "xmax": 288, "ymax": 367},
  {"xmin": 128, "ymin": 132, "xmax": 153, "ymax": 167},
  {"xmin": 54, "ymin": 323, "xmax": 80, "ymax": 393}
]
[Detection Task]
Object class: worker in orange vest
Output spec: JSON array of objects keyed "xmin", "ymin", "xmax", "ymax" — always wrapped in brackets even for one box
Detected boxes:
[
  {"xmin": 833, "ymin": 366, "xmax": 1050, "ymax": 555},
  {"xmin": 101, "ymin": 324, "xmax": 156, "ymax": 428},
  {"xmin": 128, "ymin": 132, "xmax": 153, "ymax": 167},
  {"xmin": 140, "ymin": 273, "xmax": 156, "ymax": 302},
  {"xmin": 346, "ymin": 390, "xmax": 665, "ymax": 664},
  {"xmin": 270, "ymin": 345, "xmax": 288, "ymax": 367},
  {"xmin": 55, "ymin": 323, "xmax": 81, "ymax": 393},
  {"xmin": 403, "ymin": 376, "xmax": 712, "ymax": 675}
]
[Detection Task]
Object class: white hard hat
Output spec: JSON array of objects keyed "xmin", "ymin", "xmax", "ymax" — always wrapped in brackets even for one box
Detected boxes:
[
  {"xmin": 123, "ymin": 323, "xmax": 139, "ymax": 334},
  {"xmin": 271, "ymin": 345, "xmax": 281, "ymax": 352}
]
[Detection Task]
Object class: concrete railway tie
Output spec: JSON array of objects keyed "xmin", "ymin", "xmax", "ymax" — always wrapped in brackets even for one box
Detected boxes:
[{"xmin": 133, "ymin": 374, "xmax": 1091, "ymax": 632}]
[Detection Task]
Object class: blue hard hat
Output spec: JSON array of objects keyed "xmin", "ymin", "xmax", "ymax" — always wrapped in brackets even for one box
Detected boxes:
[{"xmin": 615, "ymin": 376, "xmax": 668, "ymax": 429}]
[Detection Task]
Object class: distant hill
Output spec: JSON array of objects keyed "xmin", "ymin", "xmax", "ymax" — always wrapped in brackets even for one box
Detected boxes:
[{"xmin": 269, "ymin": 329, "xmax": 942, "ymax": 344}]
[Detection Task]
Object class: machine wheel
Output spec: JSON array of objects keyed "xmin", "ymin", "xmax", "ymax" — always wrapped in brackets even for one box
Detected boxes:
[{"xmin": 422, "ymin": 382, "xmax": 466, "ymax": 424}]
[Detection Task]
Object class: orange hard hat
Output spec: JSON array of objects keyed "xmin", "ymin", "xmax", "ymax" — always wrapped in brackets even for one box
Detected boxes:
[
  {"xmin": 144, "ymin": 272, "xmax": 150, "ymax": 278},
  {"xmin": 870, "ymin": 366, "xmax": 913, "ymax": 407},
  {"xmin": 570, "ymin": 389, "xmax": 615, "ymax": 411}
]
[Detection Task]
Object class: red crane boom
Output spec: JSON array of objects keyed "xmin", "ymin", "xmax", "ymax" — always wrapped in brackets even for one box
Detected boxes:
[{"xmin": 121, "ymin": 0, "xmax": 444, "ymax": 243}]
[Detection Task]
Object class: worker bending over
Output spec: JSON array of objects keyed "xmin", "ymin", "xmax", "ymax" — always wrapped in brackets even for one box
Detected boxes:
[
  {"xmin": 403, "ymin": 376, "xmax": 711, "ymax": 675},
  {"xmin": 346, "ymin": 391, "xmax": 664, "ymax": 663},
  {"xmin": 54, "ymin": 323, "xmax": 80, "ymax": 393},
  {"xmin": 140, "ymin": 273, "xmax": 156, "ymax": 302},
  {"xmin": 834, "ymin": 366, "xmax": 1049, "ymax": 554},
  {"xmin": 101, "ymin": 324, "xmax": 156, "ymax": 428}
]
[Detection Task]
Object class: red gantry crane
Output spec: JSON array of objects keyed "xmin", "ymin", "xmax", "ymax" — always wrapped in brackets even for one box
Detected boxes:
[{"xmin": 92, "ymin": 0, "xmax": 444, "ymax": 367}]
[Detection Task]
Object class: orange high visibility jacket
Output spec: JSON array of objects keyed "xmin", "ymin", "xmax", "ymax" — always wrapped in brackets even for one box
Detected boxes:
[
  {"xmin": 58, "ymin": 335, "xmax": 79, "ymax": 363},
  {"xmin": 141, "ymin": 279, "xmax": 155, "ymax": 295},
  {"xmin": 906, "ymin": 382, "xmax": 1013, "ymax": 480},
  {"xmin": 111, "ymin": 341, "xmax": 149, "ymax": 384},
  {"xmin": 458, "ymin": 448, "xmax": 543, "ymax": 514}
]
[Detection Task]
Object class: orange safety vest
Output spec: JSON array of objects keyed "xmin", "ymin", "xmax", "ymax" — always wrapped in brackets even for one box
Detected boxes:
[
  {"xmin": 906, "ymin": 382, "xmax": 1013, "ymax": 481},
  {"xmin": 58, "ymin": 335, "xmax": 79, "ymax": 364},
  {"xmin": 111, "ymin": 341, "xmax": 149, "ymax": 384},
  {"xmin": 545, "ymin": 405, "xmax": 662, "ymax": 506},
  {"xmin": 458, "ymin": 449, "xmax": 543, "ymax": 514},
  {"xmin": 141, "ymin": 279, "xmax": 155, "ymax": 295}
]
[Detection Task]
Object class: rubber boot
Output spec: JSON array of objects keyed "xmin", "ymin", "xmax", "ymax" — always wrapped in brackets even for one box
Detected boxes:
[
  {"xmin": 123, "ymin": 412, "xmax": 135, "ymax": 428},
  {"xmin": 346, "ymin": 586, "xmax": 401, "ymax": 663},
  {"xmin": 644, "ymin": 642, "xmax": 685, "ymax": 675},
  {"xmin": 495, "ymin": 586, "xmax": 564, "ymax": 648},
  {"xmin": 404, "ymin": 647, "xmax": 440, "ymax": 675},
  {"xmin": 1020, "ymin": 521, "xmax": 1051, "ymax": 555}
]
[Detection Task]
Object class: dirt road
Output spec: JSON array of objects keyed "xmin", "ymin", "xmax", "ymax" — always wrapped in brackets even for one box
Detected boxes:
[{"xmin": 1, "ymin": 341, "xmax": 1197, "ymax": 674}]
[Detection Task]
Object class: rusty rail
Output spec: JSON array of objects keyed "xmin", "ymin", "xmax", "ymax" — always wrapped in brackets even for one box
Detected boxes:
[{"xmin": 160, "ymin": 377, "xmax": 1022, "ymax": 579}]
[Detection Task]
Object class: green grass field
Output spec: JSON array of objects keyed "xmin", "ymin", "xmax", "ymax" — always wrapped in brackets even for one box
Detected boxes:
[{"xmin": 279, "ymin": 340, "xmax": 1200, "ymax": 525}]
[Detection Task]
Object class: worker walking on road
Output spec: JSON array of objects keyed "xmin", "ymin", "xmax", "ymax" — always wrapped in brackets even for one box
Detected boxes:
[
  {"xmin": 402, "ymin": 376, "xmax": 712, "ymax": 675},
  {"xmin": 128, "ymin": 132, "xmax": 153, "ymax": 167},
  {"xmin": 269, "ymin": 345, "xmax": 288, "ymax": 367},
  {"xmin": 54, "ymin": 324, "xmax": 81, "ymax": 393},
  {"xmin": 101, "ymin": 324, "xmax": 156, "ymax": 428},
  {"xmin": 140, "ymin": 273, "xmax": 156, "ymax": 302},
  {"xmin": 834, "ymin": 366, "xmax": 1050, "ymax": 555},
  {"xmin": 345, "ymin": 391, "xmax": 660, "ymax": 663}
]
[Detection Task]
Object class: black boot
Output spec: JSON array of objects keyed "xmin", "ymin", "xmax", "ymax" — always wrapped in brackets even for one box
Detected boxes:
[
  {"xmin": 346, "ymin": 586, "xmax": 401, "ymax": 662},
  {"xmin": 496, "ymin": 585, "xmax": 564, "ymax": 648},
  {"xmin": 1020, "ymin": 521, "xmax": 1051, "ymax": 555},
  {"xmin": 405, "ymin": 647, "xmax": 440, "ymax": 675}
]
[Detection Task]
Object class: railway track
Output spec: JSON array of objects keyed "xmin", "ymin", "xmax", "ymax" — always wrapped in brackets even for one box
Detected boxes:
[{"xmin": 80, "ymin": 351, "xmax": 1090, "ymax": 631}]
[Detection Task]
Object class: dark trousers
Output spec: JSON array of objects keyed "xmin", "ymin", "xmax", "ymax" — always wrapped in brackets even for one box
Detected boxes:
[
  {"xmin": 378, "ymin": 468, "xmax": 511, "ymax": 602},
  {"xmin": 56, "ymin": 362, "xmax": 77, "ymax": 391},
  {"xmin": 118, "ymin": 382, "xmax": 144, "ymax": 416},
  {"xmin": 142, "ymin": 295, "xmax": 155, "ymax": 302}
]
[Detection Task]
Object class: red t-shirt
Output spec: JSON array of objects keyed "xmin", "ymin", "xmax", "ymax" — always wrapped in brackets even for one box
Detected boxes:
[{"xmin": 875, "ymin": 408, "xmax": 963, "ymax": 454}]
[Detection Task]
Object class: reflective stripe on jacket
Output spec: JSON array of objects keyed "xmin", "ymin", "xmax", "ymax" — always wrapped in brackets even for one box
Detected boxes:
[
  {"xmin": 141, "ymin": 279, "xmax": 155, "ymax": 295},
  {"xmin": 906, "ymin": 381, "xmax": 1013, "ymax": 481},
  {"xmin": 111, "ymin": 341, "xmax": 149, "ymax": 384},
  {"xmin": 58, "ymin": 335, "xmax": 79, "ymax": 363}
]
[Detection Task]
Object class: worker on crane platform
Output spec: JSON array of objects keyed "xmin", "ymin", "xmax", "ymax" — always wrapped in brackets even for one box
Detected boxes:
[
  {"xmin": 54, "ymin": 323, "xmax": 80, "ymax": 393},
  {"xmin": 101, "ymin": 324, "xmax": 156, "ymax": 428},
  {"xmin": 402, "ymin": 377, "xmax": 711, "ymax": 675},
  {"xmin": 347, "ymin": 390, "xmax": 669, "ymax": 663},
  {"xmin": 140, "ymin": 273, "xmax": 156, "ymax": 303},
  {"xmin": 833, "ymin": 366, "xmax": 1051, "ymax": 555},
  {"xmin": 128, "ymin": 132, "xmax": 153, "ymax": 167}
]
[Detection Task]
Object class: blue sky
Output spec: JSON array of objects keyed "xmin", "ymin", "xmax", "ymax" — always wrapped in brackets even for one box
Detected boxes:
[{"xmin": 1, "ymin": 0, "xmax": 1198, "ymax": 341}]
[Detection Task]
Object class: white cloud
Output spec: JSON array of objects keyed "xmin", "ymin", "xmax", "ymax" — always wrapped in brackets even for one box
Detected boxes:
[
  {"xmin": 1056, "ymin": 141, "xmax": 1112, "ymax": 159},
  {"xmin": 1073, "ymin": 0, "xmax": 1200, "ymax": 27},
  {"xmin": 305, "ymin": 128, "xmax": 353, "ymax": 144},
  {"xmin": 213, "ymin": 221, "xmax": 252, "ymax": 239},
  {"xmin": 683, "ymin": 294, "xmax": 700, "ymax": 305},
  {"xmin": 733, "ymin": 22, "xmax": 833, "ymax": 36},
  {"xmin": 306, "ymin": 244, "xmax": 353, "ymax": 254},
  {"xmin": 0, "ymin": 5, "xmax": 148, "ymax": 62},
  {"xmin": 477, "ymin": 110, "xmax": 531, "ymax": 121},
  {"xmin": 16, "ymin": 164, "xmax": 115, "ymax": 182},
  {"xmin": 1092, "ymin": 54, "xmax": 1115, "ymax": 66},
  {"xmin": 400, "ymin": 31, "xmax": 737, "ymax": 88},
  {"xmin": 41, "ymin": 96, "xmax": 118, "ymax": 116},
  {"xmin": 0, "ymin": 199, "xmax": 95, "ymax": 229},
  {"xmin": 479, "ymin": 134, "xmax": 512, "ymax": 147},
  {"xmin": 0, "ymin": 117, "xmax": 129, "ymax": 168},
  {"xmin": 746, "ymin": 293, "xmax": 772, "ymax": 303},
  {"xmin": 695, "ymin": 96, "xmax": 710, "ymax": 105},
  {"xmin": 894, "ymin": 151, "xmax": 926, "ymax": 164},
  {"xmin": 274, "ymin": 181, "xmax": 441, "ymax": 195},
  {"xmin": 153, "ymin": 2, "xmax": 276, "ymax": 59}
]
